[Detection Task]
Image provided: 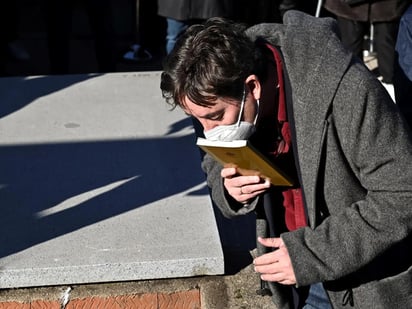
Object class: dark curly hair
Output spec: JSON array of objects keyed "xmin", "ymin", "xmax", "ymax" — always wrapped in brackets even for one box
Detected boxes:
[{"xmin": 160, "ymin": 17, "xmax": 267, "ymax": 109}]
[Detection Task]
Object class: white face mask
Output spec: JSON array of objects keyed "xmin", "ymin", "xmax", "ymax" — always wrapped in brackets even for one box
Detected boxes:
[{"xmin": 204, "ymin": 89, "xmax": 259, "ymax": 142}]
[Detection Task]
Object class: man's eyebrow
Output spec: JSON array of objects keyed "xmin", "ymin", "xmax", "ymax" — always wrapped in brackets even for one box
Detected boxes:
[
  {"xmin": 182, "ymin": 103, "xmax": 222, "ymax": 119},
  {"xmin": 198, "ymin": 110, "xmax": 223, "ymax": 119}
]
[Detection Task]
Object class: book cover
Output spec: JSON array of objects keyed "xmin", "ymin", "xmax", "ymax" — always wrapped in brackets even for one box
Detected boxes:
[{"xmin": 196, "ymin": 137, "xmax": 293, "ymax": 186}]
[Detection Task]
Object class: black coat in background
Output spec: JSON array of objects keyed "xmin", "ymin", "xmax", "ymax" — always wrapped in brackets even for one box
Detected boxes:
[
  {"xmin": 323, "ymin": 0, "xmax": 411, "ymax": 22},
  {"xmin": 157, "ymin": 0, "xmax": 234, "ymax": 21}
]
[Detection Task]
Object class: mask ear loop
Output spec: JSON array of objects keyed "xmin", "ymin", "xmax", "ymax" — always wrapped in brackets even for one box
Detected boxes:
[
  {"xmin": 235, "ymin": 88, "xmax": 247, "ymax": 126},
  {"xmin": 253, "ymin": 99, "xmax": 260, "ymax": 125}
]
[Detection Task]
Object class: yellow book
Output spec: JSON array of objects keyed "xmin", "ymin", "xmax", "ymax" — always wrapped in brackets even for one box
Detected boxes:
[{"xmin": 196, "ymin": 137, "xmax": 293, "ymax": 186}]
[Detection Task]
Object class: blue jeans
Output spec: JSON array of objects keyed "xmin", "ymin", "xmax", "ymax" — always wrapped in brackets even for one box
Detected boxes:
[
  {"xmin": 302, "ymin": 283, "xmax": 332, "ymax": 309},
  {"xmin": 396, "ymin": 5, "xmax": 412, "ymax": 81},
  {"xmin": 166, "ymin": 18, "xmax": 188, "ymax": 54}
]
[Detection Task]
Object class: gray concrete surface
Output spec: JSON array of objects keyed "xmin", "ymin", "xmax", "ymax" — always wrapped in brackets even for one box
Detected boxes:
[{"xmin": 0, "ymin": 72, "xmax": 225, "ymax": 288}]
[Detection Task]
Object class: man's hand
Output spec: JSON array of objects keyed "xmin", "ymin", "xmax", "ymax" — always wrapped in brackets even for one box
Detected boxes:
[
  {"xmin": 221, "ymin": 167, "xmax": 270, "ymax": 203},
  {"xmin": 253, "ymin": 237, "xmax": 297, "ymax": 285}
]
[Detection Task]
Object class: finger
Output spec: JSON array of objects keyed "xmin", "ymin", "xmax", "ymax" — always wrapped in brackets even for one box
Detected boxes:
[
  {"xmin": 260, "ymin": 273, "xmax": 296, "ymax": 285},
  {"xmin": 257, "ymin": 237, "xmax": 283, "ymax": 248},
  {"xmin": 237, "ymin": 187, "xmax": 268, "ymax": 203},
  {"xmin": 241, "ymin": 179, "xmax": 271, "ymax": 195},
  {"xmin": 254, "ymin": 263, "xmax": 279, "ymax": 274},
  {"xmin": 256, "ymin": 260, "xmax": 296, "ymax": 285},
  {"xmin": 221, "ymin": 167, "xmax": 238, "ymax": 178},
  {"xmin": 224, "ymin": 179, "xmax": 260, "ymax": 202},
  {"xmin": 254, "ymin": 249, "xmax": 291, "ymax": 269},
  {"xmin": 226, "ymin": 175, "xmax": 263, "ymax": 186},
  {"xmin": 255, "ymin": 262, "xmax": 292, "ymax": 283},
  {"xmin": 259, "ymin": 264, "xmax": 296, "ymax": 285},
  {"xmin": 253, "ymin": 251, "xmax": 278, "ymax": 266}
]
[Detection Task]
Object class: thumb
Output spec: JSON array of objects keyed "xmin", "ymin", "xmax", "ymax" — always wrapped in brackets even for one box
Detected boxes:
[{"xmin": 257, "ymin": 237, "xmax": 283, "ymax": 248}]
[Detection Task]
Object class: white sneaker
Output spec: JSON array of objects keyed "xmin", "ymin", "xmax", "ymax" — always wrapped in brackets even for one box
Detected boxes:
[{"xmin": 123, "ymin": 44, "xmax": 152, "ymax": 62}]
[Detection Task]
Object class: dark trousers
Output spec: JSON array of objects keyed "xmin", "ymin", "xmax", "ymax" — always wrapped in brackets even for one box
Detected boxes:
[
  {"xmin": 45, "ymin": 0, "xmax": 116, "ymax": 74},
  {"xmin": 337, "ymin": 17, "xmax": 399, "ymax": 83},
  {"xmin": 0, "ymin": 1, "xmax": 18, "ymax": 75}
]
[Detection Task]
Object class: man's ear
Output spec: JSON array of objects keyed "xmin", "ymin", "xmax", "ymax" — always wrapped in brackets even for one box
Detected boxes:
[{"xmin": 245, "ymin": 74, "xmax": 261, "ymax": 100}]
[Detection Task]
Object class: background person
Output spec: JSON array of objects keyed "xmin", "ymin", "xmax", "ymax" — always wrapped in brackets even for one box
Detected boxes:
[
  {"xmin": 157, "ymin": 0, "xmax": 234, "ymax": 54},
  {"xmin": 323, "ymin": 0, "xmax": 411, "ymax": 99}
]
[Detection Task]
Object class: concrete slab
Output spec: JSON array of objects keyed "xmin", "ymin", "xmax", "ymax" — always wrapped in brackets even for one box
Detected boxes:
[{"xmin": 0, "ymin": 72, "xmax": 224, "ymax": 288}]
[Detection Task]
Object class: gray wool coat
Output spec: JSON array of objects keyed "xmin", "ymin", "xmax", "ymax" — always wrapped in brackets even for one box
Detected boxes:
[{"xmin": 201, "ymin": 11, "xmax": 412, "ymax": 309}]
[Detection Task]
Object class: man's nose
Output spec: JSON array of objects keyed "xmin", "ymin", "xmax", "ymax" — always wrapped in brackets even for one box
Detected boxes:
[
  {"xmin": 201, "ymin": 120, "xmax": 219, "ymax": 131},
  {"xmin": 201, "ymin": 120, "xmax": 217, "ymax": 132}
]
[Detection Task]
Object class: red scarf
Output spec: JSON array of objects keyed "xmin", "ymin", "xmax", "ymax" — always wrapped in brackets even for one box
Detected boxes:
[{"xmin": 264, "ymin": 43, "xmax": 307, "ymax": 231}]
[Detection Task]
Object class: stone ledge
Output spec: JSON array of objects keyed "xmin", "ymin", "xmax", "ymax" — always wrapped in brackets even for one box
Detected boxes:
[{"xmin": 0, "ymin": 72, "xmax": 224, "ymax": 288}]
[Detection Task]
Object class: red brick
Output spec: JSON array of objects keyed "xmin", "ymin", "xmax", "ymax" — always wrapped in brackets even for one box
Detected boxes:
[
  {"xmin": 67, "ymin": 293, "xmax": 158, "ymax": 309},
  {"xmin": 0, "ymin": 302, "xmax": 30, "ymax": 309},
  {"xmin": 158, "ymin": 290, "xmax": 201, "ymax": 309},
  {"xmin": 0, "ymin": 289, "xmax": 201, "ymax": 309},
  {"xmin": 115, "ymin": 294, "xmax": 158, "ymax": 309},
  {"xmin": 31, "ymin": 300, "xmax": 60, "ymax": 309}
]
